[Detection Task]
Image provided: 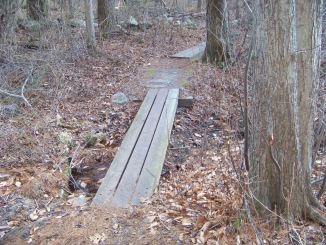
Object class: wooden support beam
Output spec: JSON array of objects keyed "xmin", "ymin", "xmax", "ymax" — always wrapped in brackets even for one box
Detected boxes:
[{"xmin": 178, "ymin": 96, "xmax": 194, "ymax": 108}]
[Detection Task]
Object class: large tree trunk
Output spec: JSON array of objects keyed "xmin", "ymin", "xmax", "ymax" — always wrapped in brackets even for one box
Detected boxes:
[
  {"xmin": 98, "ymin": 0, "xmax": 115, "ymax": 37},
  {"xmin": 85, "ymin": 0, "xmax": 96, "ymax": 52},
  {"xmin": 27, "ymin": 0, "xmax": 48, "ymax": 20},
  {"xmin": 249, "ymin": 0, "xmax": 325, "ymax": 224},
  {"xmin": 202, "ymin": 0, "xmax": 228, "ymax": 65}
]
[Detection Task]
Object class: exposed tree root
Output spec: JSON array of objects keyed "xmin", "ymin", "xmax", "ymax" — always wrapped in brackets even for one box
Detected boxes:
[
  {"xmin": 316, "ymin": 170, "xmax": 326, "ymax": 200},
  {"xmin": 306, "ymin": 202, "xmax": 326, "ymax": 226},
  {"xmin": 307, "ymin": 185, "xmax": 325, "ymax": 211}
]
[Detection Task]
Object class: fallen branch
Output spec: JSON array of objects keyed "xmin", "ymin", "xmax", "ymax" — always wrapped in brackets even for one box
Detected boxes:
[
  {"xmin": 243, "ymin": 196, "xmax": 264, "ymax": 244},
  {"xmin": 0, "ymin": 76, "xmax": 32, "ymax": 107},
  {"xmin": 166, "ymin": 12, "xmax": 205, "ymax": 18}
]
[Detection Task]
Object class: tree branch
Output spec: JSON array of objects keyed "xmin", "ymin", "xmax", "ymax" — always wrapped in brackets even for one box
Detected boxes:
[{"xmin": 0, "ymin": 76, "xmax": 32, "ymax": 107}]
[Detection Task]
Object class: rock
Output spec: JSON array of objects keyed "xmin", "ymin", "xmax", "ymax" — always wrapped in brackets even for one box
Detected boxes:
[
  {"xmin": 72, "ymin": 195, "xmax": 91, "ymax": 207},
  {"xmin": 23, "ymin": 20, "xmax": 41, "ymax": 32},
  {"xmin": 67, "ymin": 18, "xmax": 86, "ymax": 27},
  {"xmin": 128, "ymin": 16, "xmax": 138, "ymax": 26},
  {"xmin": 112, "ymin": 92, "xmax": 128, "ymax": 105},
  {"xmin": 0, "ymin": 104, "xmax": 20, "ymax": 119}
]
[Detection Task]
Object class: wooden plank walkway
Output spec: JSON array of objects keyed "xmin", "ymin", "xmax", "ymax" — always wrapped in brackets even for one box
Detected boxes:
[
  {"xmin": 92, "ymin": 88, "xmax": 179, "ymax": 207},
  {"xmin": 170, "ymin": 42, "xmax": 206, "ymax": 59}
]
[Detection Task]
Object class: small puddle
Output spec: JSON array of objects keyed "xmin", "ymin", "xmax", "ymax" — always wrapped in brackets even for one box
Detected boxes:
[{"xmin": 69, "ymin": 161, "xmax": 110, "ymax": 194}]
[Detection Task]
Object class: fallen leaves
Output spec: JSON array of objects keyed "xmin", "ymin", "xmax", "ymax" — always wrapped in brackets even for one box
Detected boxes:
[{"xmin": 89, "ymin": 233, "xmax": 107, "ymax": 245}]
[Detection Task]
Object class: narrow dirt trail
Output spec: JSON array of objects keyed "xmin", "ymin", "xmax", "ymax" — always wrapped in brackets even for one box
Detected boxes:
[{"xmin": 141, "ymin": 58, "xmax": 194, "ymax": 90}]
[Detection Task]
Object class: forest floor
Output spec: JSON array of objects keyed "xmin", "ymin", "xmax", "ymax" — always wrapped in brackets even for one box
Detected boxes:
[{"xmin": 0, "ymin": 12, "xmax": 325, "ymax": 245}]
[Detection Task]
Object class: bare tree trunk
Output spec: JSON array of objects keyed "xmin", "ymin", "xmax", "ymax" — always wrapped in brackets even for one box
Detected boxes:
[
  {"xmin": 98, "ymin": 0, "xmax": 115, "ymax": 37},
  {"xmin": 197, "ymin": 0, "xmax": 202, "ymax": 12},
  {"xmin": 0, "ymin": 0, "xmax": 20, "ymax": 41},
  {"xmin": 202, "ymin": 0, "xmax": 228, "ymax": 65},
  {"xmin": 235, "ymin": 0, "xmax": 239, "ymax": 19},
  {"xmin": 249, "ymin": 0, "xmax": 325, "ymax": 224},
  {"xmin": 85, "ymin": 0, "xmax": 96, "ymax": 52},
  {"xmin": 69, "ymin": 0, "xmax": 75, "ymax": 19},
  {"xmin": 27, "ymin": 0, "xmax": 48, "ymax": 20}
]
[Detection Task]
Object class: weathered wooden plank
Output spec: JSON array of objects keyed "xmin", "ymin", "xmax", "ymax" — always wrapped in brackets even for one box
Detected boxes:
[
  {"xmin": 178, "ymin": 96, "xmax": 194, "ymax": 108},
  {"xmin": 131, "ymin": 89, "xmax": 179, "ymax": 205},
  {"xmin": 110, "ymin": 89, "xmax": 169, "ymax": 206},
  {"xmin": 91, "ymin": 89, "xmax": 158, "ymax": 206},
  {"xmin": 170, "ymin": 42, "xmax": 206, "ymax": 59}
]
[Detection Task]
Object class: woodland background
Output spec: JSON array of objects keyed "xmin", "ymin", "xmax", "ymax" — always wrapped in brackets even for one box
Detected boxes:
[{"xmin": 0, "ymin": 0, "xmax": 325, "ymax": 244}]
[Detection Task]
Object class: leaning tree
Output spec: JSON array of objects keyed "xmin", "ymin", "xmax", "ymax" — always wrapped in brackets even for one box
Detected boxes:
[{"xmin": 248, "ymin": 0, "xmax": 325, "ymax": 224}]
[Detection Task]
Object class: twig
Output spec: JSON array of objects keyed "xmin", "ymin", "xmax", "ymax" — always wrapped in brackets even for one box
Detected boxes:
[
  {"xmin": 34, "ymin": 199, "xmax": 39, "ymax": 209},
  {"xmin": 67, "ymin": 144, "xmax": 88, "ymax": 193},
  {"xmin": 46, "ymin": 196, "xmax": 53, "ymax": 206},
  {"xmin": 243, "ymin": 196, "xmax": 264, "ymax": 244},
  {"xmin": 242, "ymin": 0, "xmax": 253, "ymax": 13},
  {"xmin": 21, "ymin": 76, "xmax": 31, "ymax": 106},
  {"xmin": 61, "ymin": 186, "xmax": 73, "ymax": 195},
  {"xmin": 158, "ymin": 214, "xmax": 171, "ymax": 231},
  {"xmin": 69, "ymin": 143, "xmax": 81, "ymax": 168},
  {"xmin": 243, "ymin": 36, "xmax": 254, "ymax": 171},
  {"xmin": 0, "ymin": 195, "xmax": 8, "ymax": 204},
  {"xmin": 289, "ymin": 227, "xmax": 303, "ymax": 245},
  {"xmin": 53, "ymin": 157, "xmax": 70, "ymax": 171}
]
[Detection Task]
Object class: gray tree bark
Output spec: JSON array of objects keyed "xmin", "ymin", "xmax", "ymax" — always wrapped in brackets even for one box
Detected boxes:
[
  {"xmin": 249, "ymin": 0, "xmax": 325, "ymax": 224},
  {"xmin": 69, "ymin": 0, "xmax": 75, "ymax": 19},
  {"xmin": 98, "ymin": 0, "xmax": 115, "ymax": 37},
  {"xmin": 85, "ymin": 0, "xmax": 96, "ymax": 52},
  {"xmin": 197, "ymin": 0, "xmax": 202, "ymax": 12},
  {"xmin": 202, "ymin": 0, "xmax": 228, "ymax": 65},
  {"xmin": 27, "ymin": 0, "xmax": 48, "ymax": 20}
]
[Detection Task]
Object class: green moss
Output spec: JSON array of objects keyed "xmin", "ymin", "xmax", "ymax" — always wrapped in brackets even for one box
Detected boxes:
[
  {"xmin": 99, "ymin": 134, "xmax": 107, "ymax": 144},
  {"xmin": 84, "ymin": 133, "xmax": 97, "ymax": 147},
  {"xmin": 180, "ymin": 80, "xmax": 188, "ymax": 88},
  {"xmin": 231, "ymin": 213, "xmax": 242, "ymax": 228},
  {"xmin": 186, "ymin": 66, "xmax": 194, "ymax": 74},
  {"xmin": 218, "ymin": 61, "xmax": 226, "ymax": 69},
  {"xmin": 145, "ymin": 68, "xmax": 156, "ymax": 78},
  {"xmin": 58, "ymin": 132, "xmax": 75, "ymax": 148}
]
